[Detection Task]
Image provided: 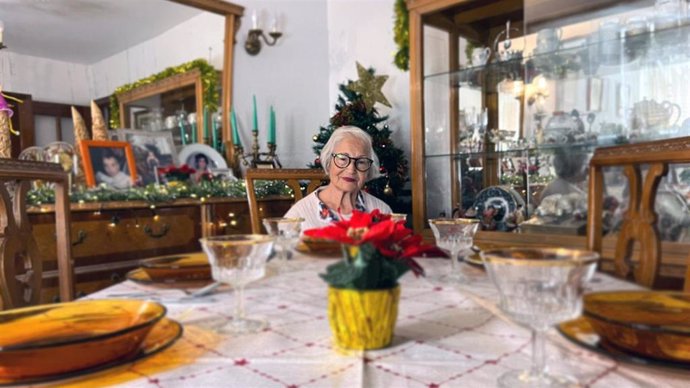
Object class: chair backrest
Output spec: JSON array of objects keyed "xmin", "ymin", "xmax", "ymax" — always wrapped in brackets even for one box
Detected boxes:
[
  {"xmin": 586, "ymin": 137, "xmax": 690, "ymax": 291},
  {"xmin": 0, "ymin": 159, "xmax": 73, "ymax": 309},
  {"xmin": 245, "ymin": 168, "xmax": 327, "ymax": 234}
]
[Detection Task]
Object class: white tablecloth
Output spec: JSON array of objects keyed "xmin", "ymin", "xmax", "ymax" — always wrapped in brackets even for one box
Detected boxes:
[{"xmin": 74, "ymin": 255, "xmax": 690, "ymax": 388}]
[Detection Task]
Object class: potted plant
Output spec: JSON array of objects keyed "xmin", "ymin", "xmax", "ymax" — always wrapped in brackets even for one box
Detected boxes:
[{"xmin": 304, "ymin": 210, "xmax": 439, "ymax": 350}]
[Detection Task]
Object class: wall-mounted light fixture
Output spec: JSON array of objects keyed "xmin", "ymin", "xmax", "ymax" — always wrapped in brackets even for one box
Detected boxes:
[
  {"xmin": 244, "ymin": 10, "xmax": 282, "ymax": 56},
  {"xmin": 0, "ymin": 20, "xmax": 6, "ymax": 50}
]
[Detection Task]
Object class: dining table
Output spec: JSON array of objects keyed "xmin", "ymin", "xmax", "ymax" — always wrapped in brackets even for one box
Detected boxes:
[{"xmin": 48, "ymin": 252, "xmax": 690, "ymax": 387}]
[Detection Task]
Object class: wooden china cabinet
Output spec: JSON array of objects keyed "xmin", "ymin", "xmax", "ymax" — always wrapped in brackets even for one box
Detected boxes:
[{"xmin": 407, "ymin": 0, "xmax": 690, "ymax": 287}]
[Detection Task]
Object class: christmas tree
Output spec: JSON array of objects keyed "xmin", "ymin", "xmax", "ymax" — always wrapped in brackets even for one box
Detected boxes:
[{"xmin": 309, "ymin": 64, "xmax": 409, "ymax": 211}]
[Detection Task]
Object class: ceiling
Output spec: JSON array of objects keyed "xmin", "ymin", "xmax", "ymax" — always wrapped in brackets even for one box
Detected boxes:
[{"xmin": 0, "ymin": 0, "xmax": 203, "ymax": 64}]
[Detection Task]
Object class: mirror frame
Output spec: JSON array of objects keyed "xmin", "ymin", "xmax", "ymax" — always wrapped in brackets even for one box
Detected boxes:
[{"xmin": 116, "ymin": 68, "xmax": 204, "ymax": 140}]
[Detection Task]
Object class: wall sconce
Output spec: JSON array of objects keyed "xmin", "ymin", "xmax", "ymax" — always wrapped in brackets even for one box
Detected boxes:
[
  {"xmin": 0, "ymin": 20, "xmax": 6, "ymax": 50},
  {"xmin": 244, "ymin": 10, "xmax": 282, "ymax": 56}
]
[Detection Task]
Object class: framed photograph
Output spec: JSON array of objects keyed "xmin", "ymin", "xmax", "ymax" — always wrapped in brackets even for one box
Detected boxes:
[
  {"xmin": 113, "ymin": 129, "xmax": 177, "ymax": 185},
  {"xmin": 135, "ymin": 111, "xmax": 154, "ymax": 130},
  {"xmin": 178, "ymin": 144, "xmax": 228, "ymax": 184},
  {"xmin": 79, "ymin": 140, "xmax": 138, "ymax": 189}
]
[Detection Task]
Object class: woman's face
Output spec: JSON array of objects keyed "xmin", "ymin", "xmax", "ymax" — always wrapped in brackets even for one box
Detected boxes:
[
  {"xmin": 103, "ymin": 156, "xmax": 120, "ymax": 177},
  {"xmin": 197, "ymin": 157, "xmax": 208, "ymax": 170},
  {"xmin": 328, "ymin": 136, "xmax": 369, "ymax": 194}
]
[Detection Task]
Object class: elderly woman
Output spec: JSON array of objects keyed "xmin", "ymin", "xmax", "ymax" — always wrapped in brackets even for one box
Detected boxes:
[{"xmin": 284, "ymin": 126, "xmax": 392, "ymax": 229}]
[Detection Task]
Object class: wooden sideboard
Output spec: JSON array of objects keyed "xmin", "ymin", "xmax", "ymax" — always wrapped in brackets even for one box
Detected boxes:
[{"xmin": 30, "ymin": 197, "xmax": 292, "ymax": 303}]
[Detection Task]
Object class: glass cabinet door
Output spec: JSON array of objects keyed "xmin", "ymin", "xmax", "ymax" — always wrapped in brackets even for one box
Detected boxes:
[{"xmin": 411, "ymin": 0, "xmax": 690, "ymax": 243}]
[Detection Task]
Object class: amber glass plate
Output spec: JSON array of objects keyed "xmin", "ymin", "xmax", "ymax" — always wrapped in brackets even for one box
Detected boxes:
[
  {"xmin": 558, "ymin": 317, "xmax": 690, "ymax": 370},
  {"xmin": 0, "ymin": 317, "xmax": 182, "ymax": 386},
  {"xmin": 140, "ymin": 252, "xmax": 211, "ymax": 281},
  {"xmin": 0, "ymin": 300, "xmax": 167, "ymax": 382},
  {"xmin": 583, "ymin": 291, "xmax": 690, "ymax": 363},
  {"xmin": 126, "ymin": 268, "xmax": 212, "ymax": 287},
  {"xmin": 295, "ymin": 237, "xmax": 341, "ymax": 256}
]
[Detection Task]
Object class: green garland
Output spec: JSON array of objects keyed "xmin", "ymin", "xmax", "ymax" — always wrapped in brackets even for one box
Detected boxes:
[
  {"xmin": 109, "ymin": 59, "xmax": 219, "ymax": 129},
  {"xmin": 393, "ymin": 0, "xmax": 409, "ymax": 71},
  {"xmin": 27, "ymin": 179, "xmax": 294, "ymax": 207}
]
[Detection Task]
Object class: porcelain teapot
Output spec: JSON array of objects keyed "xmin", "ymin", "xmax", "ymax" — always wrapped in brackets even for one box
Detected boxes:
[
  {"xmin": 542, "ymin": 110, "xmax": 585, "ymax": 144},
  {"xmin": 631, "ymin": 99, "xmax": 681, "ymax": 130}
]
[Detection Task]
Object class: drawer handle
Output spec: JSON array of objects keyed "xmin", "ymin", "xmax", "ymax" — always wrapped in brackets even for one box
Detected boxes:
[
  {"xmin": 143, "ymin": 223, "xmax": 170, "ymax": 239},
  {"xmin": 72, "ymin": 230, "xmax": 88, "ymax": 246}
]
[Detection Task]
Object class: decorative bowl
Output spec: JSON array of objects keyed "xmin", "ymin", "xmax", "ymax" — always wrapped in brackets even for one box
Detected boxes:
[
  {"xmin": 140, "ymin": 252, "xmax": 211, "ymax": 281},
  {"xmin": 583, "ymin": 291, "xmax": 690, "ymax": 362},
  {"xmin": 0, "ymin": 299, "xmax": 166, "ymax": 380},
  {"xmin": 298, "ymin": 236, "xmax": 341, "ymax": 256}
]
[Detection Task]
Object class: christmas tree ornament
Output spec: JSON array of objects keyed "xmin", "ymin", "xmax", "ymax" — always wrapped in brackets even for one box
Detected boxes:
[
  {"xmin": 90, "ymin": 100, "xmax": 108, "ymax": 141},
  {"xmin": 347, "ymin": 62, "xmax": 392, "ymax": 110},
  {"xmin": 383, "ymin": 181, "xmax": 394, "ymax": 196}
]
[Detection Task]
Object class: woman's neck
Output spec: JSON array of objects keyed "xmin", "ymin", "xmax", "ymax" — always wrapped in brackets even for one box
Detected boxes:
[{"xmin": 319, "ymin": 185, "xmax": 358, "ymax": 215}]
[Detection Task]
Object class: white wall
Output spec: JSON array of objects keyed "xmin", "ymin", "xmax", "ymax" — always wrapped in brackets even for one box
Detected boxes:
[
  {"xmin": 0, "ymin": 0, "xmax": 409, "ymax": 170},
  {"xmin": 0, "ymin": 51, "xmax": 92, "ymax": 104},
  {"xmin": 327, "ymin": 0, "xmax": 410, "ymax": 174}
]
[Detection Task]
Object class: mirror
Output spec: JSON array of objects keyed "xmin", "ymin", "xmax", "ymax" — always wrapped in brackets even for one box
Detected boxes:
[{"xmin": 117, "ymin": 68, "xmax": 205, "ymax": 147}]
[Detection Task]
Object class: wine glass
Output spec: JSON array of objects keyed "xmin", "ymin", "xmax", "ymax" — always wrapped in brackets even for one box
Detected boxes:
[
  {"xmin": 199, "ymin": 235, "xmax": 274, "ymax": 334},
  {"xmin": 262, "ymin": 217, "xmax": 303, "ymax": 272},
  {"xmin": 428, "ymin": 218, "xmax": 479, "ymax": 282},
  {"xmin": 481, "ymin": 248, "xmax": 599, "ymax": 388}
]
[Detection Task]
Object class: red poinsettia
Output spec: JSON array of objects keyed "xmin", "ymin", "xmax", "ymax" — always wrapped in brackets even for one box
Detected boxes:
[
  {"xmin": 305, "ymin": 209, "xmax": 440, "ymax": 277},
  {"xmin": 157, "ymin": 164, "xmax": 196, "ymax": 175}
]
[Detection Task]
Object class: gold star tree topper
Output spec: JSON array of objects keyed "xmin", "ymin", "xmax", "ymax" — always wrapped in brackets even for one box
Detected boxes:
[{"xmin": 347, "ymin": 62, "xmax": 391, "ymax": 109}]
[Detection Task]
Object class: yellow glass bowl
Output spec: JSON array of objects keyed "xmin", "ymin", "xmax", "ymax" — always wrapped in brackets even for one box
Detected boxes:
[
  {"xmin": 583, "ymin": 291, "xmax": 690, "ymax": 362},
  {"xmin": 0, "ymin": 299, "xmax": 166, "ymax": 380},
  {"xmin": 140, "ymin": 252, "xmax": 211, "ymax": 282}
]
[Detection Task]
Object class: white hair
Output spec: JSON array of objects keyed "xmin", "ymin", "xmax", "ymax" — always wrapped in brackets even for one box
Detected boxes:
[{"xmin": 320, "ymin": 126, "xmax": 381, "ymax": 181}]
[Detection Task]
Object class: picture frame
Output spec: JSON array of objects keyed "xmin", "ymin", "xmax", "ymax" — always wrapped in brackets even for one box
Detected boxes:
[
  {"xmin": 177, "ymin": 144, "xmax": 228, "ymax": 185},
  {"xmin": 112, "ymin": 129, "xmax": 178, "ymax": 185},
  {"xmin": 135, "ymin": 111, "xmax": 154, "ymax": 130},
  {"xmin": 79, "ymin": 140, "xmax": 138, "ymax": 189}
]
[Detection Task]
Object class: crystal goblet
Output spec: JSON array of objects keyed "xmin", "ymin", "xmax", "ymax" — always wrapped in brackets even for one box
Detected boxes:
[
  {"xmin": 262, "ymin": 217, "xmax": 304, "ymax": 272},
  {"xmin": 481, "ymin": 248, "xmax": 599, "ymax": 388},
  {"xmin": 429, "ymin": 218, "xmax": 479, "ymax": 282},
  {"xmin": 199, "ymin": 235, "xmax": 274, "ymax": 334}
]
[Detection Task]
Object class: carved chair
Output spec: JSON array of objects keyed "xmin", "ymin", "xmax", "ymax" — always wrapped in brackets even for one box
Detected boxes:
[
  {"xmin": 0, "ymin": 159, "xmax": 73, "ymax": 309},
  {"xmin": 587, "ymin": 137, "xmax": 690, "ymax": 291},
  {"xmin": 245, "ymin": 168, "xmax": 327, "ymax": 234}
]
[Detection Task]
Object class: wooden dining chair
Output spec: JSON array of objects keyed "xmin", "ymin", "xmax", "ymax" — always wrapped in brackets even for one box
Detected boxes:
[
  {"xmin": 586, "ymin": 136, "xmax": 690, "ymax": 291},
  {"xmin": 0, "ymin": 159, "xmax": 73, "ymax": 309},
  {"xmin": 245, "ymin": 168, "xmax": 327, "ymax": 234}
]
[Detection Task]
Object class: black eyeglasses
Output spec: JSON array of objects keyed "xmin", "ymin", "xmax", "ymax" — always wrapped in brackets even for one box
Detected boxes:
[{"xmin": 331, "ymin": 153, "xmax": 374, "ymax": 172}]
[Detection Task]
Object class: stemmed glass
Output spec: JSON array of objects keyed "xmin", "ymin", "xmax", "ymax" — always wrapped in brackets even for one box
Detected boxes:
[
  {"xmin": 262, "ymin": 217, "xmax": 304, "ymax": 272},
  {"xmin": 428, "ymin": 218, "xmax": 479, "ymax": 282},
  {"xmin": 199, "ymin": 235, "xmax": 274, "ymax": 334},
  {"xmin": 481, "ymin": 248, "xmax": 599, "ymax": 387}
]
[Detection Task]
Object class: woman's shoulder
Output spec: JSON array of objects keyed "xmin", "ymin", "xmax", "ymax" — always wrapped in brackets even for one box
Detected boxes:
[{"xmin": 361, "ymin": 191, "xmax": 392, "ymax": 213}]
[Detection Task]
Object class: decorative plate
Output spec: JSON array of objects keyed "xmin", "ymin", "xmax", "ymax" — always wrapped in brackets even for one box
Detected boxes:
[
  {"xmin": 558, "ymin": 317, "xmax": 690, "ymax": 370},
  {"xmin": 0, "ymin": 299, "xmax": 166, "ymax": 381},
  {"xmin": 126, "ymin": 268, "xmax": 212, "ymax": 286},
  {"xmin": 140, "ymin": 252, "xmax": 211, "ymax": 282},
  {"xmin": 177, "ymin": 144, "xmax": 228, "ymax": 170},
  {"xmin": 295, "ymin": 237, "xmax": 341, "ymax": 257},
  {"xmin": 472, "ymin": 185, "xmax": 525, "ymax": 223},
  {"xmin": 583, "ymin": 291, "xmax": 690, "ymax": 362},
  {"xmin": 0, "ymin": 317, "xmax": 182, "ymax": 386}
]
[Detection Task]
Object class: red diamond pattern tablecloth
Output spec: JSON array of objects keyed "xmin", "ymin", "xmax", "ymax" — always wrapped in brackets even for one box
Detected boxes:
[{"xmin": 72, "ymin": 256, "xmax": 690, "ymax": 388}]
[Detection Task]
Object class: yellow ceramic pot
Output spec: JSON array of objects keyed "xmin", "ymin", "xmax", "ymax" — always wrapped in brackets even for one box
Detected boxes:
[{"xmin": 327, "ymin": 285, "xmax": 400, "ymax": 350}]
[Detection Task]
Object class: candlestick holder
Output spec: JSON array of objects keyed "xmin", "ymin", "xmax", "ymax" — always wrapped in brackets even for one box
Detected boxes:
[{"xmin": 233, "ymin": 130, "xmax": 282, "ymax": 168}]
